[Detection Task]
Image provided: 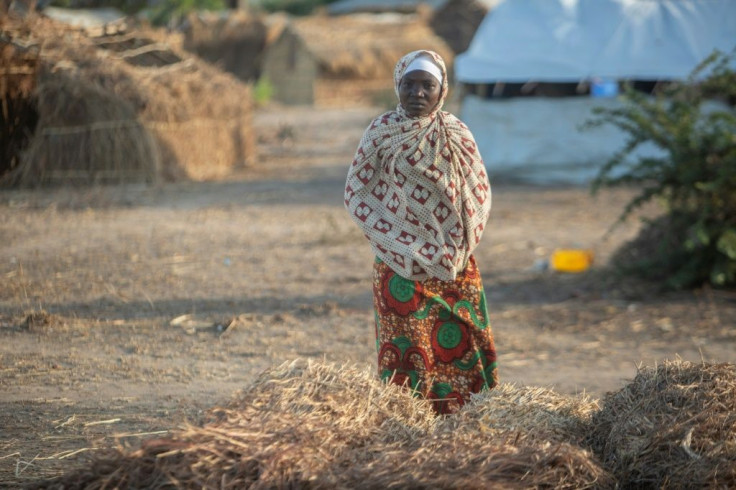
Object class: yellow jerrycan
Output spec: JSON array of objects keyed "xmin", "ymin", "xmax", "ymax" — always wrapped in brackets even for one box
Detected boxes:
[{"xmin": 550, "ymin": 249, "xmax": 594, "ymax": 273}]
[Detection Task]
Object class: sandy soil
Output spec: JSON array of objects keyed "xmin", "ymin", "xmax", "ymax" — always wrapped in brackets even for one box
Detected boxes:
[{"xmin": 1, "ymin": 105, "xmax": 735, "ymax": 486}]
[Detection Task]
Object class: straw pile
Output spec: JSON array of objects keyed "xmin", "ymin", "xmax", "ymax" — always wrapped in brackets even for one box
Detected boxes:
[
  {"xmin": 36, "ymin": 360, "xmax": 613, "ymax": 489},
  {"xmin": 439, "ymin": 383, "xmax": 600, "ymax": 445},
  {"xmin": 588, "ymin": 360, "xmax": 736, "ymax": 488},
  {"xmin": 0, "ymin": 14, "xmax": 255, "ymax": 186}
]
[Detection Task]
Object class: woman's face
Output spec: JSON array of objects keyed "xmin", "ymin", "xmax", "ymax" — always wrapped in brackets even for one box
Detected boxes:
[{"xmin": 399, "ymin": 70, "xmax": 442, "ymax": 117}]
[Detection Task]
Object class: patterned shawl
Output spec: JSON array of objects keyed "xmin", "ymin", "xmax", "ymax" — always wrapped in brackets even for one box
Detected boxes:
[{"xmin": 344, "ymin": 50, "xmax": 491, "ymax": 281}]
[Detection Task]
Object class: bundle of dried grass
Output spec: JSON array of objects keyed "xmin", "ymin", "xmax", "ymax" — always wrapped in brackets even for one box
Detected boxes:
[
  {"xmin": 36, "ymin": 360, "xmax": 614, "ymax": 489},
  {"xmin": 342, "ymin": 435, "xmax": 614, "ymax": 490},
  {"xmin": 36, "ymin": 360, "xmax": 437, "ymax": 489},
  {"xmin": 440, "ymin": 384, "xmax": 600, "ymax": 445},
  {"xmin": 1, "ymin": 14, "xmax": 255, "ymax": 186},
  {"xmin": 588, "ymin": 359, "xmax": 736, "ymax": 488}
]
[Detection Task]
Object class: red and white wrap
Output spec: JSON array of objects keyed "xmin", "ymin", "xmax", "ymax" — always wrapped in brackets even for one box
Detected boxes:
[{"xmin": 345, "ymin": 50, "xmax": 491, "ymax": 281}]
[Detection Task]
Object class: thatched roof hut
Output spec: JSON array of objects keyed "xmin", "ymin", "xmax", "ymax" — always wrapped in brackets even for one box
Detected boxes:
[
  {"xmin": 260, "ymin": 13, "xmax": 454, "ymax": 107},
  {"xmin": 0, "ymin": 14, "xmax": 256, "ymax": 186},
  {"xmin": 180, "ymin": 10, "xmax": 267, "ymax": 83},
  {"xmin": 430, "ymin": 0, "xmax": 496, "ymax": 54},
  {"xmin": 1, "ymin": 24, "xmax": 39, "ymax": 176}
]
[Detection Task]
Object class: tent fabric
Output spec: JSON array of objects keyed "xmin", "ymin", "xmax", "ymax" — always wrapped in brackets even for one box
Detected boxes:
[
  {"xmin": 459, "ymin": 95, "xmax": 665, "ymax": 185},
  {"xmin": 456, "ymin": 0, "xmax": 736, "ymax": 83}
]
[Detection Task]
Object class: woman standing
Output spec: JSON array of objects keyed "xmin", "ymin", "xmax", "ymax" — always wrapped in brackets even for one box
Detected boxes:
[{"xmin": 345, "ymin": 50, "xmax": 498, "ymax": 415}]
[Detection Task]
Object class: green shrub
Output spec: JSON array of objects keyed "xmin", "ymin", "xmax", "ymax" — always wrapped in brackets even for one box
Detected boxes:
[
  {"xmin": 254, "ymin": 0, "xmax": 337, "ymax": 15},
  {"xmin": 147, "ymin": 0, "xmax": 226, "ymax": 26},
  {"xmin": 588, "ymin": 50, "xmax": 736, "ymax": 290},
  {"xmin": 253, "ymin": 76, "xmax": 274, "ymax": 105}
]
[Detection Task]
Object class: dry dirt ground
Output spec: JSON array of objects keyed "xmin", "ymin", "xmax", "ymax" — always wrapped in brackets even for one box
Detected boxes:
[{"xmin": 1, "ymin": 105, "xmax": 735, "ymax": 486}]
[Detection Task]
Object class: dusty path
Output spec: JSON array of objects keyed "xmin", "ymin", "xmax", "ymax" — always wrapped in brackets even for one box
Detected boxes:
[{"xmin": 1, "ymin": 105, "xmax": 734, "ymax": 485}]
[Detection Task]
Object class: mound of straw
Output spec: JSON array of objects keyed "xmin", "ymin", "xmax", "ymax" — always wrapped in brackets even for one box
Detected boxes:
[
  {"xmin": 439, "ymin": 384, "xmax": 600, "ymax": 445},
  {"xmin": 588, "ymin": 359, "xmax": 736, "ymax": 488},
  {"xmin": 36, "ymin": 360, "xmax": 613, "ymax": 489},
  {"xmin": 1, "ymin": 14, "xmax": 255, "ymax": 186}
]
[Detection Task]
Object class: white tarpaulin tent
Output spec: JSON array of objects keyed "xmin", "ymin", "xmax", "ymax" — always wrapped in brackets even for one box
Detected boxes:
[{"xmin": 454, "ymin": 0, "xmax": 736, "ymax": 184}]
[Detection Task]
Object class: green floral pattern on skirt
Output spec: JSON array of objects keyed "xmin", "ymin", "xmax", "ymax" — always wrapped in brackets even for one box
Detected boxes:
[{"xmin": 373, "ymin": 255, "xmax": 498, "ymax": 415}]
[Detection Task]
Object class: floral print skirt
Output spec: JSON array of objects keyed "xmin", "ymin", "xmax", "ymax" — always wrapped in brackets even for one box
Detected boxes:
[{"xmin": 373, "ymin": 255, "xmax": 498, "ymax": 415}]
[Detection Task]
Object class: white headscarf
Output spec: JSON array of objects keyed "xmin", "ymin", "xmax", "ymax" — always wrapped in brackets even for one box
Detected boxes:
[{"xmin": 403, "ymin": 55, "xmax": 443, "ymax": 85}]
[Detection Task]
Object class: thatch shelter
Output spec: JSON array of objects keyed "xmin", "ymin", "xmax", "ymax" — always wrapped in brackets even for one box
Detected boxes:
[
  {"xmin": 260, "ymin": 13, "xmax": 454, "ymax": 107},
  {"xmin": 0, "ymin": 14, "xmax": 256, "ymax": 186},
  {"xmin": 180, "ymin": 10, "xmax": 267, "ymax": 83},
  {"xmin": 1, "ymin": 24, "xmax": 39, "ymax": 176},
  {"xmin": 429, "ymin": 0, "xmax": 495, "ymax": 54}
]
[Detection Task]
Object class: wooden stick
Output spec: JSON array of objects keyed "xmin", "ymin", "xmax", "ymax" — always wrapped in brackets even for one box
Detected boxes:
[{"xmin": 84, "ymin": 418, "xmax": 121, "ymax": 427}]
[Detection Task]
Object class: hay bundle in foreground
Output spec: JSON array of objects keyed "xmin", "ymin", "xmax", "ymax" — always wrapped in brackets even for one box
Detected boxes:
[
  {"xmin": 438, "ymin": 384, "xmax": 599, "ymax": 445},
  {"xmin": 341, "ymin": 435, "xmax": 613, "ymax": 490},
  {"xmin": 588, "ymin": 360, "xmax": 736, "ymax": 488},
  {"xmin": 36, "ymin": 360, "xmax": 613, "ymax": 489}
]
